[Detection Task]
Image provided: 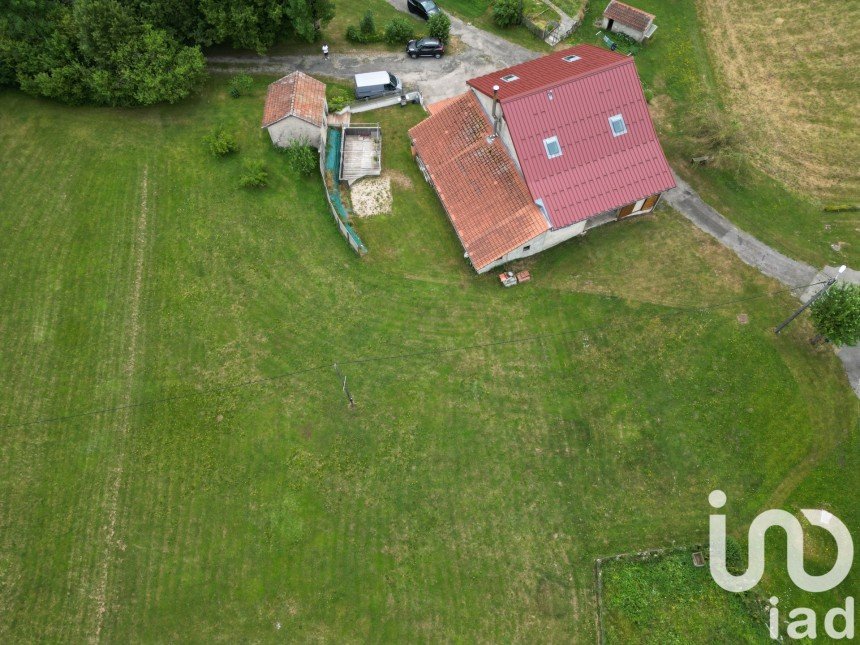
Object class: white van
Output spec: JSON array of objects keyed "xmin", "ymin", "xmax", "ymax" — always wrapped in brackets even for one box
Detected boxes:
[{"xmin": 354, "ymin": 71, "xmax": 402, "ymax": 100}]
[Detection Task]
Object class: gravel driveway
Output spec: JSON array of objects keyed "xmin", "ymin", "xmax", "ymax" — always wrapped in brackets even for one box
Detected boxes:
[{"xmin": 207, "ymin": 5, "xmax": 537, "ymax": 103}]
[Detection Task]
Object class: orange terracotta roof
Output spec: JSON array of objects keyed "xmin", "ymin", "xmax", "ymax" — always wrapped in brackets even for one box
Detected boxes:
[
  {"xmin": 261, "ymin": 72, "xmax": 326, "ymax": 129},
  {"xmin": 409, "ymin": 92, "xmax": 549, "ymax": 272},
  {"xmin": 426, "ymin": 95, "xmax": 462, "ymax": 115},
  {"xmin": 603, "ymin": 0, "xmax": 654, "ymax": 32}
]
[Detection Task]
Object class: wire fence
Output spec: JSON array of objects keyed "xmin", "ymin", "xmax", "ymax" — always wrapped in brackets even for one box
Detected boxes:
[{"xmin": 320, "ymin": 127, "xmax": 368, "ymax": 256}]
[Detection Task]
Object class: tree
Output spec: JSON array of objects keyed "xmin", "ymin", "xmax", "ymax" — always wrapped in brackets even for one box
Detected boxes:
[
  {"xmin": 427, "ymin": 11, "xmax": 451, "ymax": 44},
  {"xmin": 12, "ymin": 0, "xmax": 204, "ymax": 106},
  {"xmin": 359, "ymin": 11, "xmax": 376, "ymax": 39},
  {"xmin": 2, "ymin": 0, "xmax": 333, "ymax": 105},
  {"xmin": 492, "ymin": 0, "xmax": 522, "ymax": 28},
  {"xmin": 284, "ymin": 0, "xmax": 335, "ymax": 42},
  {"xmin": 810, "ymin": 283, "xmax": 860, "ymax": 346}
]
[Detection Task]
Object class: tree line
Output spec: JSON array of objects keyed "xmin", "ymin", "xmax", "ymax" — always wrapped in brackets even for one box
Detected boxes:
[{"xmin": 0, "ymin": 0, "xmax": 334, "ymax": 106}]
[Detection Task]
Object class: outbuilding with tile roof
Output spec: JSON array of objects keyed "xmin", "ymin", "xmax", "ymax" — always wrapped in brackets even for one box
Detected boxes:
[
  {"xmin": 602, "ymin": 0, "xmax": 657, "ymax": 43},
  {"xmin": 261, "ymin": 71, "xmax": 328, "ymax": 149}
]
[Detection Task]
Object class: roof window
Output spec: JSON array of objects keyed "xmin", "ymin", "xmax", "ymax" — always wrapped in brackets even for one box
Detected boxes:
[
  {"xmin": 501, "ymin": 74, "xmax": 519, "ymax": 82},
  {"xmin": 609, "ymin": 114, "xmax": 627, "ymax": 137},
  {"xmin": 543, "ymin": 136, "xmax": 562, "ymax": 159},
  {"xmin": 562, "ymin": 55, "xmax": 581, "ymax": 62}
]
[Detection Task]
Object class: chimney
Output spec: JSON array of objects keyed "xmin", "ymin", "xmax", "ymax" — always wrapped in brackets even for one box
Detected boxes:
[{"xmin": 490, "ymin": 85, "xmax": 501, "ymax": 139}]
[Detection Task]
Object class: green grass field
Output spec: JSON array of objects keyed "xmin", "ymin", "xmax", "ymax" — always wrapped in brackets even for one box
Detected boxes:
[{"xmin": 0, "ymin": 76, "xmax": 856, "ymax": 641}]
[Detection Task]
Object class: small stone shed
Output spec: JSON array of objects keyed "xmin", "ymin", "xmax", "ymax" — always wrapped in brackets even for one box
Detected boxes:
[
  {"xmin": 261, "ymin": 71, "xmax": 328, "ymax": 149},
  {"xmin": 602, "ymin": 1, "xmax": 657, "ymax": 43}
]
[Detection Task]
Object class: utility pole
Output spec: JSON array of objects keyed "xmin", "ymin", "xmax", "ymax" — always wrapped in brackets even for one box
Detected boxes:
[
  {"xmin": 775, "ymin": 265, "xmax": 846, "ymax": 335},
  {"xmin": 332, "ymin": 363, "xmax": 355, "ymax": 408}
]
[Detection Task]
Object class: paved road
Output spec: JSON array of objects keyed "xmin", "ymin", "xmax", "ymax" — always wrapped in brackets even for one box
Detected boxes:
[{"xmin": 208, "ymin": 7, "xmax": 536, "ymax": 103}]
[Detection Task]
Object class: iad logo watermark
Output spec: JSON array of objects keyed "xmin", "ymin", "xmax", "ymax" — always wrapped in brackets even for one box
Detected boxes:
[{"xmin": 708, "ymin": 490, "xmax": 854, "ymax": 640}]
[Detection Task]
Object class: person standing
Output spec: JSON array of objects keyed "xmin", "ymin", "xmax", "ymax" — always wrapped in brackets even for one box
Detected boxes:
[{"xmin": 322, "ymin": 43, "xmax": 329, "ymax": 60}]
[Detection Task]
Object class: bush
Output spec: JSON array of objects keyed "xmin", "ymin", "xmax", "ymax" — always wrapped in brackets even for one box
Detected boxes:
[
  {"xmin": 686, "ymin": 101, "xmax": 740, "ymax": 153},
  {"xmin": 384, "ymin": 17, "xmax": 415, "ymax": 45},
  {"xmin": 360, "ymin": 10, "xmax": 376, "ymax": 38},
  {"xmin": 282, "ymin": 141, "xmax": 318, "ymax": 175},
  {"xmin": 492, "ymin": 0, "xmax": 522, "ymax": 28},
  {"xmin": 239, "ymin": 159, "xmax": 268, "ymax": 188},
  {"xmin": 228, "ymin": 74, "xmax": 253, "ymax": 98},
  {"xmin": 427, "ymin": 12, "xmax": 451, "ymax": 44},
  {"xmin": 345, "ymin": 25, "xmax": 363, "ymax": 43},
  {"xmin": 203, "ymin": 127, "xmax": 238, "ymax": 157},
  {"xmin": 327, "ymin": 91, "xmax": 350, "ymax": 112},
  {"xmin": 345, "ymin": 11, "xmax": 380, "ymax": 43}
]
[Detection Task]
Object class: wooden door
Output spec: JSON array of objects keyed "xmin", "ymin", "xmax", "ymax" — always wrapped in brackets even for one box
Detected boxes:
[
  {"xmin": 641, "ymin": 194, "xmax": 659, "ymax": 212},
  {"xmin": 618, "ymin": 203, "xmax": 636, "ymax": 218}
]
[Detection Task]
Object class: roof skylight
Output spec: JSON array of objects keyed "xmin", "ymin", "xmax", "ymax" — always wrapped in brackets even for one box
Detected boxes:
[
  {"xmin": 609, "ymin": 114, "xmax": 627, "ymax": 137},
  {"xmin": 501, "ymin": 74, "xmax": 519, "ymax": 82},
  {"xmin": 543, "ymin": 136, "xmax": 562, "ymax": 159},
  {"xmin": 562, "ymin": 55, "xmax": 581, "ymax": 62}
]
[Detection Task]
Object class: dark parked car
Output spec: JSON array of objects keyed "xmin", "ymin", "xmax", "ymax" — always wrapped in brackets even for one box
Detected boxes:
[
  {"xmin": 407, "ymin": 37, "xmax": 444, "ymax": 59},
  {"xmin": 407, "ymin": 0, "xmax": 440, "ymax": 20}
]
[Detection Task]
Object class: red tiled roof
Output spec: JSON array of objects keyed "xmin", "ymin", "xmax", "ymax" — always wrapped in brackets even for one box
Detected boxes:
[
  {"xmin": 468, "ymin": 44, "xmax": 675, "ymax": 228},
  {"xmin": 261, "ymin": 72, "xmax": 326, "ymax": 128},
  {"xmin": 409, "ymin": 93, "xmax": 549, "ymax": 272},
  {"xmin": 467, "ymin": 44, "xmax": 629, "ymax": 103},
  {"xmin": 426, "ymin": 95, "xmax": 461, "ymax": 115},
  {"xmin": 603, "ymin": 0, "xmax": 654, "ymax": 32}
]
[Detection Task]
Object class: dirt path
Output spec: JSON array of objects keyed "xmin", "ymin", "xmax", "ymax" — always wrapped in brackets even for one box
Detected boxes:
[{"xmin": 89, "ymin": 167, "xmax": 149, "ymax": 643}]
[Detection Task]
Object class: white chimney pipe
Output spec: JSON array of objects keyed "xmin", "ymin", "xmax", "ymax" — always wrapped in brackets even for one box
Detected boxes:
[{"xmin": 491, "ymin": 85, "xmax": 501, "ymax": 137}]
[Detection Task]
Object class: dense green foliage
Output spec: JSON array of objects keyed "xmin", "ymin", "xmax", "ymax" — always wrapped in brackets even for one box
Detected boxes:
[
  {"xmin": 345, "ymin": 11, "xmax": 380, "ymax": 43},
  {"xmin": 239, "ymin": 158, "xmax": 269, "ymax": 187},
  {"xmin": 427, "ymin": 11, "xmax": 451, "ymax": 43},
  {"xmin": 327, "ymin": 90, "xmax": 350, "ymax": 112},
  {"xmin": 811, "ymin": 283, "xmax": 860, "ymax": 346},
  {"xmin": 383, "ymin": 17, "xmax": 415, "ymax": 45},
  {"xmin": 280, "ymin": 140, "xmax": 318, "ymax": 175},
  {"xmin": 0, "ymin": 0, "xmax": 334, "ymax": 105},
  {"xmin": 203, "ymin": 126, "xmax": 239, "ymax": 156},
  {"xmin": 492, "ymin": 0, "xmax": 522, "ymax": 27},
  {"xmin": 359, "ymin": 10, "xmax": 376, "ymax": 38},
  {"xmin": 228, "ymin": 74, "xmax": 254, "ymax": 98},
  {"xmin": 602, "ymin": 552, "xmax": 770, "ymax": 643}
]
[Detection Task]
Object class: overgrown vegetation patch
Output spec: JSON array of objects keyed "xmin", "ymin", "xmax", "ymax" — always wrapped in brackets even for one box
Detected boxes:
[{"xmin": 600, "ymin": 550, "xmax": 770, "ymax": 643}]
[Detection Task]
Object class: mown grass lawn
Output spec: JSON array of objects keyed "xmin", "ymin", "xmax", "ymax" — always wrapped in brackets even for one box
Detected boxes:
[
  {"xmin": 0, "ymin": 76, "xmax": 856, "ymax": 641},
  {"xmin": 563, "ymin": 0, "xmax": 859, "ymax": 268}
]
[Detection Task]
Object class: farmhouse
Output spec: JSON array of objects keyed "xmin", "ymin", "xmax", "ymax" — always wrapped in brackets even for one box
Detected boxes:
[
  {"xmin": 261, "ymin": 71, "xmax": 328, "ymax": 149},
  {"xmin": 601, "ymin": 1, "xmax": 657, "ymax": 43},
  {"xmin": 409, "ymin": 44, "xmax": 675, "ymax": 273}
]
